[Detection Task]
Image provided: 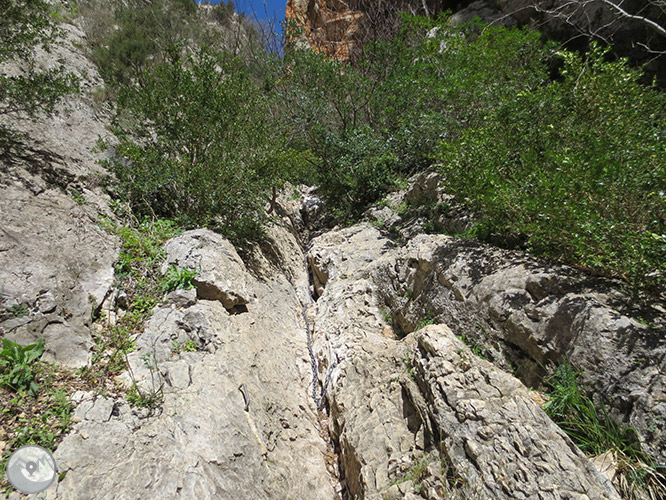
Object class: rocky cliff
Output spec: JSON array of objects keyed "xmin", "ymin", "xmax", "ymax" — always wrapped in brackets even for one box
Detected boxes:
[
  {"xmin": 285, "ymin": 0, "xmax": 666, "ymax": 82},
  {"xmin": 2, "ymin": 10, "xmax": 665, "ymax": 500}
]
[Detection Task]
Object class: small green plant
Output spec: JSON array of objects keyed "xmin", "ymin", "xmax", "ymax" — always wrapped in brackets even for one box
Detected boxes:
[
  {"xmin": 68, "ymin": 187, "xmax": 86, "ymax": 205},
  {"xmin": 8, "ymin": 303, "xmax": 28, "ymax": 318},
  {"xmin": 171, "ymin": 340, "xmax": 198, "ymax": 354},
  {"xmin": 0, "ymin": 338, "xmax": 45, "ymax": 396},
  {"xmin": 392, "ymin": 455, "xmax": 431, "ymax": 494},
  {"xmin": 544, "ymin": 361, "xmax": 666, "ymax": 499},
  {"xmin": 0, "ymin": 364, "xmax": 77, "ymax": 493},
  {"xmin": 415, "ymin": 313, "xmax": 436, "ymax": 331},
  {"xmin": 457, "ymin": 333, "xmax": 487, "ymax": 360},
  {"xmin": 162, "ymin": 265, "xmax": 198, "ymax": 293},
  {"xmin": 403, "ymin": 352, "xmax": 415, "ymax": 380},
  {"xmin": 379, "ymin": 308, "xmax": 393, "ymax": 325},
  {"xmin": 127, "ymin": 382, "xmax": 163, "ymax": 409},
  {"xmin": 126, "ymin": 352, "xmax": 163, "ymax": 410}
]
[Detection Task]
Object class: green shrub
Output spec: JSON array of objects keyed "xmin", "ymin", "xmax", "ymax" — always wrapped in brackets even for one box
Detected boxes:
[
  {"xmin": 0, "ymin": 338, "xmax": 45, "ymax": 396},
  {"xmin": 0, "ymin": 0, "xmax": 79, "ymax": 136},
  {"xmin": 109, "ymin": 48, "xmax": 296, "ymax": 243},
  {"xmin": 435, "ymin": 43, "xmax": 666, "ymax": 293},
  {"xmin": 91, "ymin": 0, "xmax": 199, "ymax": 86},
  {"xmin": 543, "ymin": 361, "xmax": 665, "ymax": 499},
  {"xmin": 278, "ymin": 17, "xmax": 555, "ymax": 221}
]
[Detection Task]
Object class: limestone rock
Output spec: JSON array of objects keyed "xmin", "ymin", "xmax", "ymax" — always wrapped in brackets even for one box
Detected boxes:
[
  {"xmin": 285, "ymin": 0, "xmax": 364, "ymax": 59},
  {"xmin": 307, "ymin": 224, "xmax": 623, "ymax": 499},
  {"xmin": 372, "ymin": 233, "xmax": 666, "ymax": 464},
  {"xmin": 409, "ymin": 324, "xmax": 620, "ymax": 499},
  {"xmin": 162, "ymin": 229, "xmax": 253, "ymax": 310},
  {"xmin": 285, "ymin": 0, "xmax": 442, "ymax": 60},
  {"xmin": 54, "ymin": 222, "xmax": 337, "ymax": 500},
  {"xmin": 0, "ymin": 22, "xmax": 118, "ymax": 368},
  {"xmin": 307, "ymin": 223, "xmax": 393, "ymax": 297}
]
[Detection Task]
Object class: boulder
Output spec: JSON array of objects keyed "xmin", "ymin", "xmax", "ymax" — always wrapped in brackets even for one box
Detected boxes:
[
  {"xmin": 54, "ymin": 221, "xmax": 338, "ymax": 499},
  {"xmin": 373, "ymin": 233, "xmax": 666, "ymax": 464},
  {"xmin": 162, "ymin": 229, "xmax": 253, "ymax": 310}
]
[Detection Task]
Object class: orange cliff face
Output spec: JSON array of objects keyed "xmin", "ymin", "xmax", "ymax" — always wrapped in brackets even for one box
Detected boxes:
[
  {"xmin": 285, "ymin": 0, "xmax": 445, "ymax": 60},
  {"xmin": 285, "ymin": 0, "xmax": 364, "ymax": 60}
]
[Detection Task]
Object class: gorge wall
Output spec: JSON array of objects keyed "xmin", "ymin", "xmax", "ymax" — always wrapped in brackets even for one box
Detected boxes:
[{"xmin": 285, "ymin": 0, "xmax": 666, "ymax": 82}]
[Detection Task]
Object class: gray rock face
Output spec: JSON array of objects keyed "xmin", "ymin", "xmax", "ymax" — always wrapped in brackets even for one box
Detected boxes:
[
  {"xmin": 54, "ymin": 227, "xmax": 337, "ymax": 500},
  {"xmin": 307, "ymin": 224, "xmax": 623, "ymax": 499},
  {"xmin": 372, "ymin": 233, "xmax": 666, "ymax": 465},
  {"xmin": 410, "ymin": 325, "xmax": 619, "ymax": 499},
  {"xmin": 0, "ymin": 22, "xmax": 118, "ymax": 368}
]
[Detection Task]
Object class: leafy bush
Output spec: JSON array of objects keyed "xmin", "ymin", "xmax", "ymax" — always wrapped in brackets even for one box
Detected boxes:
[
  {"xmin": 0, "ymin": 338, "xmax": 45, "ymax": 396},
  {"xmin": 0, "ymin": 0, "xmax": 79, "ymax": 135},
  {"xmin": 278, "ymin": 17, "xmax": 555, "ymax": 220},
  {"xmin": 91, "ymin": 0, "xmax": 199, "ymax": 86},
  {"xmin": 109, "ymin": 48, "xmax": 297, "ymax": 242},
  {"xmin": 99, "ymin": 9, "xmax": 664, "ymax": 293},
  {"xmin": 436, "ymin": 43, "xmax": 666, "ymax": 292}
]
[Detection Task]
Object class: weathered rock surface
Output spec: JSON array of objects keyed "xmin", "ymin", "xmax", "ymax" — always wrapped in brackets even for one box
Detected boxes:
[
  {"xmin": 162, "ymin": 229, "xmax": 254, "ymax": 310},
  {"xmin": 53, "ymin": 228, "xmax": 338, "ymax": 499},
  {"xmin": 286, "ymin": 0, "xmax": 364, "ymax": 59},
  {"xmin": 410, "ymin": 325, "xmax": 620, "ymax": 499},
  {"xmin": 373, "ymin": 233, "xmax": 666, "ymax": 465},
  {"xmin": 306, "ymin": 223, "xmax": 624, "ymax": 499},
  {"xmin": 0, "ymin": 22, "xmax": 118, "ymax": 367}
]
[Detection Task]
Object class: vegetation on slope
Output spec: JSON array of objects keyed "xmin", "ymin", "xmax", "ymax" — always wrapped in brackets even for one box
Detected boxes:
[
  {"xmin": 88, "ymin": 3, "xmax": 665, "ymax": 293},
  {"xmin": 544, "ymin": 362, "xmax": 666, "ymax": 500},
  {"xmin": 1, "ymin": 0, "xmax": 665, "ymax": 496}
]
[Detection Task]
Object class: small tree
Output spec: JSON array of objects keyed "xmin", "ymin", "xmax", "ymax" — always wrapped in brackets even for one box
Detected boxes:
[{"xmin": 109, "ymin": 47, "xmax": 295, "ymax": 242}]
